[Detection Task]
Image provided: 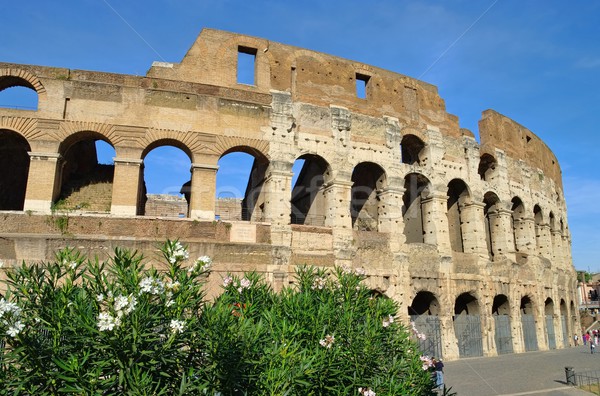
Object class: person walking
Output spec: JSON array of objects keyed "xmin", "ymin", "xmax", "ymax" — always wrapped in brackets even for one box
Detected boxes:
[
  {"xmin": 432, "ymin": 357, "xmax": 444, "ymax": 390},
  {"xmin": 591, "ymin": 341, "xmax": 595, "ymax": 354}
]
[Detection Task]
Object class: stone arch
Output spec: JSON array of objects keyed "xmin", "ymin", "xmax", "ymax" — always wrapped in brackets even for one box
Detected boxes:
[
  {"xmin": 492, "ymin": 294, "xmax": 511, "ymax": 315},
  {"xmin": 216, "ymin": 145, "xmax": 270, "ymax": 222},
  {"xmin": 0, "ymin": 129, "xmax": 31, "ymax": 210},
  {"xmin": 56, "ymin": 130, "xmax": 116, "ymax": 212},
  {"xmin": 492, "ymin": 294, "xmax": 513, "ymax": 354},
  {"xmin": 447, "ymin": 179, "xmax": 471, "ymax": 253},
  {"xmin": 141, "ymin": 139, "xmax": 193, "ymax": 217},
  {"xmin": 454, "ymin": 292, "xmax": 480, "ymax": 315},
  {"xmin": 408, "ymin": 290, "xmax": 443, "ymax": 358},
  {"xmin": 408, "ymin": 290, "xmax": 441, "ymax": 316},
  {"xmin": 0, "ymin": 71, "xmax": 45, "ymax": 111},
  {"xmin": 400, "ymin": 134, "xmax": 426, "ymax": 165},
  {"xmin": 511, "ymin": 197, "xmax": 526, "ymax": 252},
  {"xmin": 0, "ymin": 69, "xmax": 46, "ymax": 94},
  {"xmin": 350, "ymin": 161, "xmax": 387, "ymax": 231},
  {"xmin": 545, "ymin": 297, "xmax": 557, "ymax": 349},
  {"xmin": 402, "ymin": 172, "xmax": 431, "ymax": 243},
  {"xmin": 478, "ymin": 153, "xmax": 497, "ymax": 181},
  {"xmin": 453, "ymin": 291, "xmax": 483, "ymax": 358},
  {"xmin": 533, "ymin": 204, "xmax": 544, "ymax": 254},
  {"xmin": 520, "ymin": 295, "xmax": 538, "ymax": 351},
  {"xmin": 483, "ymin": 191, "xmax": 501, "ymax": 258},
  {"xmin": 290, "ymin": 153, "xmax": 332, "ymax": 226}
]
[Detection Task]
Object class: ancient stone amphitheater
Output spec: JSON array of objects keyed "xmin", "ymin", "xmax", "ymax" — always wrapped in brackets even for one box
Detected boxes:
[{"xmin": 0, "ymin": 29, "xmax": 578, "ymax": 360}]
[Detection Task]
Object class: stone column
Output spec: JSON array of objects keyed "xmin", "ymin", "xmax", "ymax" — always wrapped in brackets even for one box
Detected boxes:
[
  {"xmin": 551, "ymin": 230, "xmax": 563, "ymax": 265},
  {"xmin": 460, "ymin": 201, "xmax": 488, "ymax": 255},
  {"xmin": 421, "ymin": 193, "xmax": 452, "ymax": 255},
  {"xmin": 377, "ymin": 186, "xmax": 406, "ymax": 252},
  {"xmin": 488, "ymin": 209, "xmax": 514, "ymax": 258},
  {"xmin": 111, "ymin": 158, "xmax": 143, "ymax": 216},
  {"xmin": 514, "ymin": 217, "xmax": 536, "ymax": 255},
  {"xmin": 189, "ymin": 163, "xmax": 218, "ymax": 220},
  {"xmin": 23, "ymin": 152, "xmax": 62, "ymax": 213},
  {"xmin": 323, "ymin": 179, "xmax": 353, "ymax": 266},
  {"xmin": 263, "ymin": 160, "xmax": 293, "ymax": 226},
  {"xmin": 538, "ymin": 224, "xmax": 553, "ymax": 258}
]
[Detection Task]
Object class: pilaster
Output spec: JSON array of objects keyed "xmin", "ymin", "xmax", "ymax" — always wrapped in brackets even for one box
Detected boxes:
[
  {"xmin": 189, "ymin": 163, "xmax": 218, "ymax": 220},
  {"xmin": 111, "ymin": 158, "xmax": 143, "ymax": 216},
  {"xmin": 23, "ymin": 152, "xmax": 61, "ymax": 213}
]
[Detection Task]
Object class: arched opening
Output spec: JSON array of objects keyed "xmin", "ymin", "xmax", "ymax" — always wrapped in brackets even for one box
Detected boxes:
[
  {"xmin": 141, "ymin": 143, "xmax": 191, "ymax": 217},
  {"xmin": 534, "ymin": 205, "xmax": 544, "ymax": 254},
  {"xmin": 56, "ymin": 132, "xmax": 115, "ymax": 213},
  {"xmin": 453, "ymin": 292, "xmax": 483, "ymax": 357},
  {"xmin": 549, "ymin": 212, "xmax": 557, "ymax": 258},
  {"xmin": 0, "ymin": 129, "xmax": 30, "ymax": 210},
  {"xmin": 290, "ymin": 154, "xmax": 331, "ymax": 226},
  {"xmin": 216, "ymin": 148, "xmax": 269, "ymax": 222},
  {"xmin": 511, "ymin": 197, "xmax": 526, "ymax": 252},
  {"xmin": 545, "ymin": 297, "xmax": 556, "ymax": 349},
  {"xmin": 350, "ymin": 162, "xmax": 386, "ymax": 231},
  {"xmin": 570, "ymin": 300, "xmax": 577, "ymax": 344},
  {"xmin": 408, "ymin": 291, "xmax": 442, "ymax": 358},
  {"xmin": 520, "ymin": 295, "xmax": 538, "ymax": 351},
  {"xmin": 402, "ymin": 173, "xmax": 431, "ymax": 243},
  {"xmin": 400, "ymin": 134, "xmax": 425, "ymax": 165},
  {"xmin": 560, "ymin": 299, "xmax": 568, "ymax": 347},
  {"xmin": 483, "ymin": 192, "xmax": 501, "ymax": 258},
  {"xmin": 477, "ymin": 153, "xmax": 497, "ymax": 181},
  {"xmin": 447, "ymin": 179, "xmax": 470, "ymax": 253},
  {"xmin": 0, "ymin": 77, "xmax": 38, "ymax": 110},
  {"xmin": 492, "ymin": 294, "xmax": 513, "ymax": 354}
]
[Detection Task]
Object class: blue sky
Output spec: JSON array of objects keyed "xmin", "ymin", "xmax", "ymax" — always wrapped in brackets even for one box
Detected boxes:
[{"xmin": 1, "ymin": 1, "xmax": 599, "ymax": 272}]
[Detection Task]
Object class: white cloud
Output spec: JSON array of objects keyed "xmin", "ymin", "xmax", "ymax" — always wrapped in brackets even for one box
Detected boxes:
[{"xmin": 575, "ymin": 57, "xmax": 600, "ymax": 69}]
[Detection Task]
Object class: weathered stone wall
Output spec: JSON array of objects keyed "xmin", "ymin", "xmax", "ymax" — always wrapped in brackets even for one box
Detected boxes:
[{"xmin": 0, "ymin": 29, "xmax": 578, "ymax": 360}]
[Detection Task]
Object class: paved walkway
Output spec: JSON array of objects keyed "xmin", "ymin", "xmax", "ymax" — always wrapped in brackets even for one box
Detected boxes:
[{"xmin": 444, "ymin": 346, "xmax": 600, "ymax": 395}]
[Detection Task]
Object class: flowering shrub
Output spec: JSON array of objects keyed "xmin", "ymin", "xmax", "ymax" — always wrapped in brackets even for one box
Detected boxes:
[{"xmin": 0, "ymin": 242, "xmax": 453, "ymax": 395}]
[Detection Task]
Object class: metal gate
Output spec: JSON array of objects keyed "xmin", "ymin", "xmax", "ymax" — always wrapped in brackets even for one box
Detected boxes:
[
  {"xmin": 494, "ymin": 315, "xmax": 513, "ymax": 354},
  {"xmin": 521, "ymin": 314, "xmax": 538, "ymax": 351},
  {"xmin": 546, "ymin": 315, "xmax": 556, "ymax": 349},
  {"xmin": 454, "ymin": 315, "xmax": 483, "ymax": 358},
  {"xmin": 411, "ymin": 315, "xmax": 443, "ymax": 359},
  {"xmin": 561, "ymin": 315, "xmax": 568, "ymax": 347}
]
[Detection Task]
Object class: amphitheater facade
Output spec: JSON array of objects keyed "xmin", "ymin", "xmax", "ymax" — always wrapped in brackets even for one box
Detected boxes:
[{"xmin": 0, "ymin": 29, "xmax": 578, "ymax": 360}]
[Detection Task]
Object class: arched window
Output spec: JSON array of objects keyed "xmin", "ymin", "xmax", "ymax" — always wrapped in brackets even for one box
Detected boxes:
[
  {"xmin": 400, "ymin": 134, "xmax": 425, "ymax": 165},
  {"xmin": 511, "ymin": 197, "xmax": 525, "ymax": 252},
  {"xmin": 0, "ymin": 76, "xmax": 38, "ymax": 111},
  {"xmin": 0, "ymin": 129, "xmax": 30, "ymax": 210},
  {"xmin": 478, "ymin": 154, "xmax": 497, "ymax": 181},
  {"xmin": 141, "ymin": 143, "xmax": 191, "ymax": 218},
  {"xmin": 350, "ymin": 162, "xmax": 386, "ymax": 231},
  {"xmin": 56, "ymin": 132, "xmax": 115, "ymax": 213},
  {"xmin": 447, "ymin": 179, "xmax": 470, "ymax": 252},
  {"xmin": 290, "ymin": 154, "xmax": 331, "ymax": 226},
  {"xmin": 216, "ymin": 148, "xmax": 269, "ymax": 222},
  {"xmin": 402, "ymin": 173, "xmax": 431, "ymax": 243},
  {"xmin": 483, "ymin": 192, "xmax": 501, "ymax": 257}
]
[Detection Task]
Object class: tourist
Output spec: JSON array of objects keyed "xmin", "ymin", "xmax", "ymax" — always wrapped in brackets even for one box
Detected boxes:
[
  {"xmin": 432, "ymin": 357, "xmax": 444, "ymax": 390},
  {"xmin": 591, "ymin": 342, "xmax": 595, "ymax": 354},
  {"xmin": 574, "ymin": 334, "xmax": 579, "ymax": 346}
]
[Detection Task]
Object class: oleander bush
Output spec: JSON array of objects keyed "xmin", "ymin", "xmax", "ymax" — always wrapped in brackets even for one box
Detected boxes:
[{"xmin": 0, "ymin": 240, "xmax": 451, "ymax": 395}]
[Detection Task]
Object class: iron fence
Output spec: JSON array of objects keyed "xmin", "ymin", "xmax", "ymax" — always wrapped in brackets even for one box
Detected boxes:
[{"xmin": 575, "ymin": 370, "xmax": 600, "ymax": 395}]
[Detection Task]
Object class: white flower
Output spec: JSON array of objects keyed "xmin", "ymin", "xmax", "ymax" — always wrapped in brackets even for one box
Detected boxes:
[
  {"xmin": 114, "ymin": 295, "xmax": 129, "ymax": 311},
  {"xmin": 96, "ymin": 293, "xmax": 104, "ymax": 302},
  {"xmin": 358, "ymin": 388, "xmax": 376, "ymax": 396},
  {"xmin": 0, "ymin": 299, "xmax": 21, "ymax": 318},
  {"xmin": 240, "ymin": 278, "xmax": 251, "ymax": 289},
  {"xmin": 170, "ymin": 319, "xmax": 185, "ymax": 334},
  {"xmin": 319, "ymin": 334, "xmax": 335, "ymax": 348},
  {"xmin": 382, "ymin": 315, "xmax": 394, "ymax": 328},
  {"xmin": 223, "ymin": 276, "xmax": 233, "ymax": 287},
  {"xmin": 139, "ymin": 276, "xmax": 164, "ymax": 295},
  {"xmin": 188, "ymin": 255, "xmax": 212, "ymax": 273},
  {"xmin": 69, "ymin": 261, "xmax": 77, "ymax": 270},
  {"xmin": 354, "ymin": 267, "xmax": 366, "ymax": 276},
  {"xmin": 7, "ymin": 321, "xmax": 25, "ymax": 337},
  {"xmin": 165, "ymin": 299, "xmax": 174, "ymax": 307},
  {"xmin": 97, "ymin": 312, "xmax": 118, "ymax": 331},
  {"xmin": 166, "ymin": 281, "xmax": 180, "ymax": 291},
  {"xmin": 312, "ymin": 276, "xmax": 326, "ymax": 290}
]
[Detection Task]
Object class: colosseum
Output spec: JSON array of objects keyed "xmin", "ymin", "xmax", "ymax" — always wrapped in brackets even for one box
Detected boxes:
[{"xmin": 0, "ymin": 29, "xmax": 578, "ymax": 360}]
